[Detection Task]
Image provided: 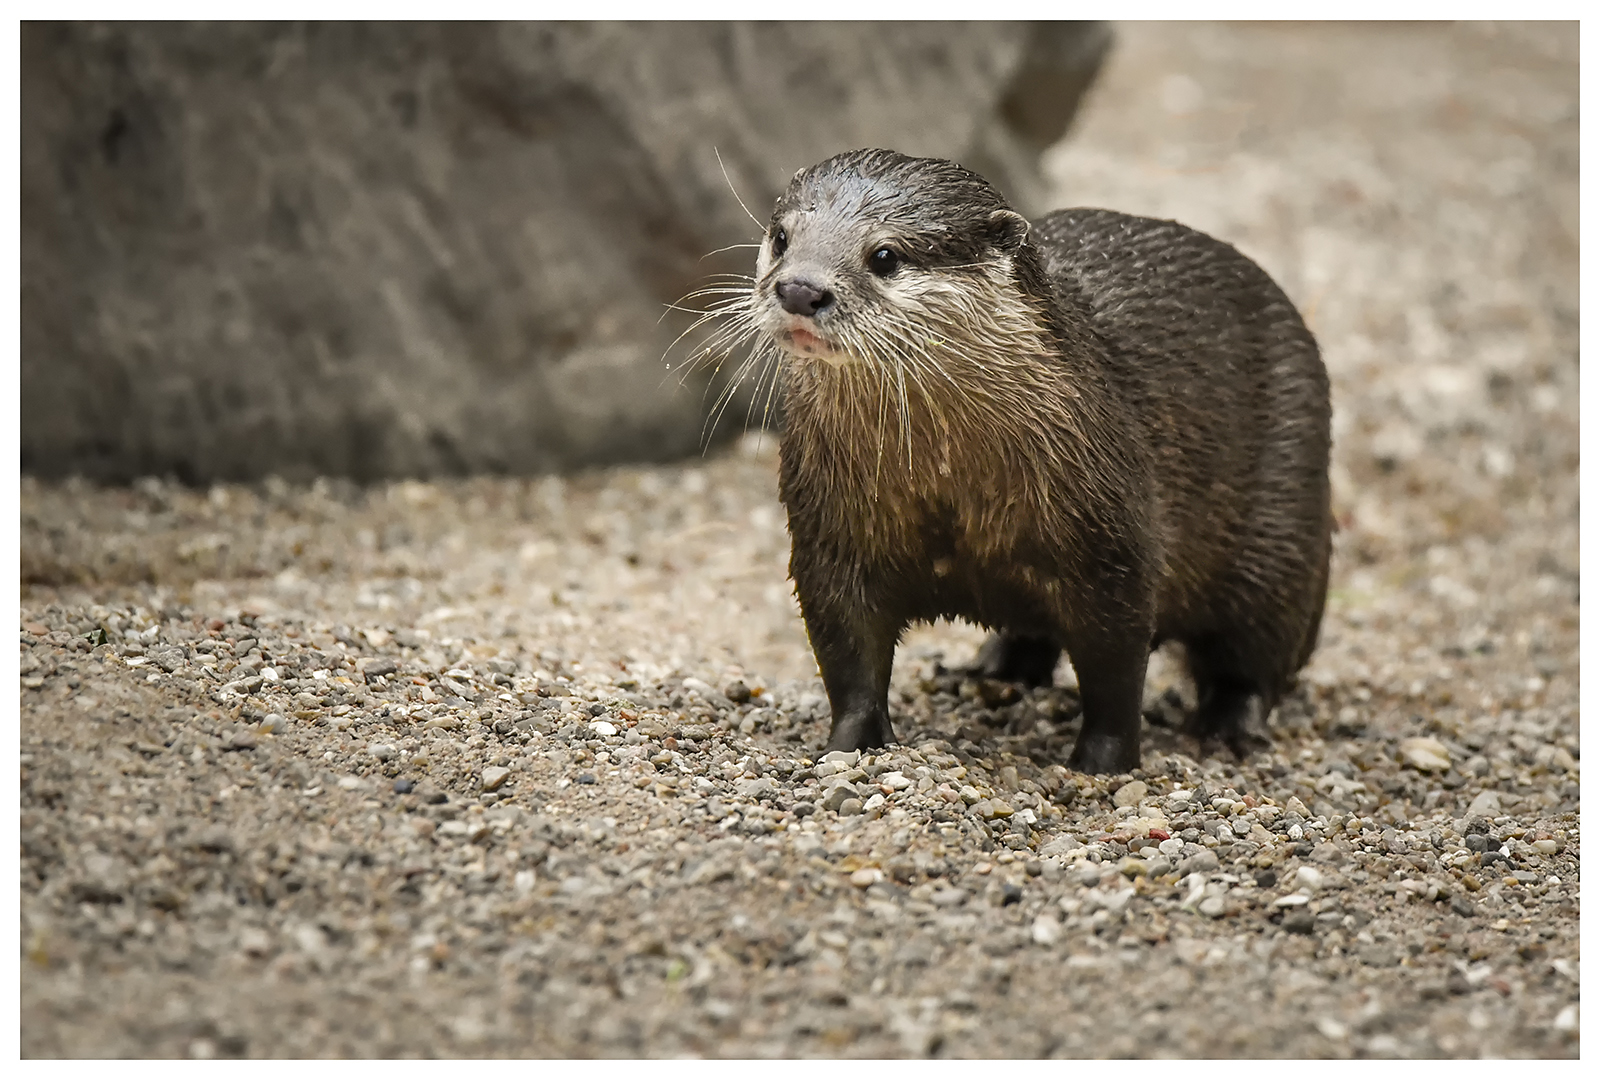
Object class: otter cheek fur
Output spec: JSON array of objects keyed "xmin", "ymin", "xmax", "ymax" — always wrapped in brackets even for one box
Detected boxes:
[{"xmin": 754, "ymin": 149, "xmax": 1332, "ymax": 774}]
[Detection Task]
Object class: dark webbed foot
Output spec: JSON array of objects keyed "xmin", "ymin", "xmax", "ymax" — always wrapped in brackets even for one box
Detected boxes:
[
  {"xmin": 1184, "ymin": 683, "xmax": 1272, "ymax": 759},
  {"xmin": 969, "ymin": 632, "xmax": 1061, "ymax": 687},
  {"xmin": 1066, "ymin": 730, "xmax": 1141, "ymax": 774},
  {"xmin": 823, "ymin": 707, "xmax": 896, "ymax": 753}
]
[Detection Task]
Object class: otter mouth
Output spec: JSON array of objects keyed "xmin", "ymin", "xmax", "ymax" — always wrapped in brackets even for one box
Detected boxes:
[
  {"xmin": 785, "ymin": 326, "xmax": 826, "ymax": 352},
  {"xmin": 774, "ymin": 323, "xmax": 852, "ymax": 368}
]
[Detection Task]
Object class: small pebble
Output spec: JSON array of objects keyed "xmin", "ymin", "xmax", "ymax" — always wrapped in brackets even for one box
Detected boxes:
[
  {"xmin": 1295, "ymin": 866, "xmax": 1325, "ymax": 892},
  {"xmin": 1282, "ymin": 909, "xmax": 1316, "ymax": 934},
  {"xmin": 837, "ymin": 798, "xmax": 864, "ymax": 816},
  {"xmin": 481, "ymin": 766, "xmax": 511, "ymax": 792},
  {"xmin": 849, "ymin": 868, "xmax": 882, "ymax": 888},
  {"xmin": 1178, "ymin": 850, "xmax": 1220, "ymax": 876},
  {"xmin": 1112, "ymin": 780, "xmax": 1148, "ymax": 808},
  {"xmin": 1399, "ymin": 736, "xmax": 1452, "ymax": 772},
  {"xmin": 392, "ymin": 779, "xmax": 415, "ymax": 794},
  {"xmin": 820, "ymin": 786, "xmax": 856, "ymax": 812}
]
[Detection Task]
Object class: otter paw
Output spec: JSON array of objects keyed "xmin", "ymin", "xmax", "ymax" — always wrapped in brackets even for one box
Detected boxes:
[
  {"xmin": 1183, "ymin": 688, "xmax": 1272, "ymax": 760},
  {"xmin": 823, "ymin": 710, "xmax": 896, "ymax": 752},
  {"xmin": 1066, "ymin": 732, "xmax": 1140, "ymax": 775}
]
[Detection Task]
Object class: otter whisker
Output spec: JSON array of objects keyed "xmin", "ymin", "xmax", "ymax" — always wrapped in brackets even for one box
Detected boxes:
[
  {"xmin": 757, "ymin": 345, "xmax": 785, "ymax": 439},
  {"xmin": 869, "ymin": 346, "xmax": 891, "ymax": 497},
  {"xmin": 700, "ymin": 243, "xmax": 762, "ymax": 259},
  {"xmin": 699, "ymin": 348, "xmax": 763, "ymax": 449},
  {"xmin": 715, "ymin": 147, "xmax": 766, "ymax": 231},
  {"xmin": 740, "ymin": 343, "xmax": 784, "ymax": 439},
  {"xmin": 893, "ymin": 355, "xmax": 914, "ymax": 476},
  {"xmin": 661, "ymin": 302, "xmax": 752, "ymax": 376}
]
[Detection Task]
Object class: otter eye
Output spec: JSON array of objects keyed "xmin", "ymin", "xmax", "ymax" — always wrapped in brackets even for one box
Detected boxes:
[
  {"xmin": 868, "ymin": 247, "xmax": 901, "ymax": 277},
  {"xmin": 770, "ymin": 227, "xmax": 788, "ymax": 258}
]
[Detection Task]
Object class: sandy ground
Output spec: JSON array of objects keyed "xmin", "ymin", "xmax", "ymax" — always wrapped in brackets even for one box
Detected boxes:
[{"xmin": 18, "ymin": 22, "xmax": 1578, "ymax": 1058}]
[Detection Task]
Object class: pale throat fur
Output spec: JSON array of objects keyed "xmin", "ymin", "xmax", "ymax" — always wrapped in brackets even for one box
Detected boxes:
[{"xmin": 766, "ymin": 254, "xmax": 1131, "ymax": 584}]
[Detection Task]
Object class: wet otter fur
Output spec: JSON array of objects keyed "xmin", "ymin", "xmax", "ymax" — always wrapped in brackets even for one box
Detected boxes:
[{"xmin": 699, "ymin": 148, "xmax": 1332, "ymax": 774}]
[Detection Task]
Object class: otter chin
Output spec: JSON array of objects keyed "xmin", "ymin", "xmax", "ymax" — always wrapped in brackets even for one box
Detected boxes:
[{"xmin": 738, "ymin": 148, "xmax": 1331, "ymax": 774}]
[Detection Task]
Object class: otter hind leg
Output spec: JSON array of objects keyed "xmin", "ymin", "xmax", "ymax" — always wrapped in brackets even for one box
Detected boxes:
[
  {"xmin": 1183, "ymin": 643, "xmax": 1276, "ymax": 759},
  {"xmin": 969, "ymin": 632, "xmax": 1061, "ymax": 687},
  {"xmin": 1185, "ymin": 680, "xmax": 1272, "ymax": 760}
]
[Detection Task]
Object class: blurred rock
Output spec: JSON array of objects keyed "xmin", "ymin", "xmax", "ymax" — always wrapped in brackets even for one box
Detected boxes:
[{"xmin": 21, "ymin": 21, "xmax": 1109, "ymax": 483}]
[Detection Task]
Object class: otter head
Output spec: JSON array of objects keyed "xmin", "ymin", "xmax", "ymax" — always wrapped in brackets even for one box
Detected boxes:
[{"xmin": 753, "ymin": 149, "xmax": 1040, "ymax": 370}]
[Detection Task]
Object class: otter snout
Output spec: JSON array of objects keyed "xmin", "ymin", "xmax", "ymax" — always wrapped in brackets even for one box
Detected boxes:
[{"xmin": 775, "ymin": 278, "xmax": 835, "ymax": 317}]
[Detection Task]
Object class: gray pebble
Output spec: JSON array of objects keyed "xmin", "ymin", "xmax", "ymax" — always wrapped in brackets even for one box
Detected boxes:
[
  {"xmin": 1282, "ymin": 909, "xmax": 1316, "ymax": 934},
  {"xmin": 819, "ymin": 785, "xmax": 857, "ymax": 812}
]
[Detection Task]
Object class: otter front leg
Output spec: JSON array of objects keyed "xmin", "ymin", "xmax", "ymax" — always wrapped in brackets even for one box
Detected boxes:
[
  {"xmin": 797, "ymin": 599, "xmax": 898, "ymax": 752},
  {"xmin": 1063, "ymin": 627, "xmax": 1149, "ymax": 774}
]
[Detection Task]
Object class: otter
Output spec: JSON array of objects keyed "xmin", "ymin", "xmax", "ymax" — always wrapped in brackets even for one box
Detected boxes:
[{"xmin": 727, "ymin": 148, "xmax": 1331, "ymax": 774}]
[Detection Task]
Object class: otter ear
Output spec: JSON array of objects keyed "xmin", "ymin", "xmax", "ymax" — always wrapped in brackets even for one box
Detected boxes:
[{"xmin": 987, "ymin": 209, "xmax": 1030, "ymax": 253}]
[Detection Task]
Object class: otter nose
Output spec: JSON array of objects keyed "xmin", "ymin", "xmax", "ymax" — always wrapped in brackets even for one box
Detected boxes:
[{"xmin": 775, "ymin": 278, "xmax": 835, "ymax": 317}]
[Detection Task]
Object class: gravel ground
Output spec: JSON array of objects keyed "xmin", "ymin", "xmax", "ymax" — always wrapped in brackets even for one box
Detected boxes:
[{"xmin": 18, "ymin": 23, "xmax": 1578, "ymax": 1058}]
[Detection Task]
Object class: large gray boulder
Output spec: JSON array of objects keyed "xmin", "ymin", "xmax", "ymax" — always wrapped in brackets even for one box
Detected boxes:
[{"xmin": 21, "ymin": 22, "xmax": 1110, "ymax": 482}]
